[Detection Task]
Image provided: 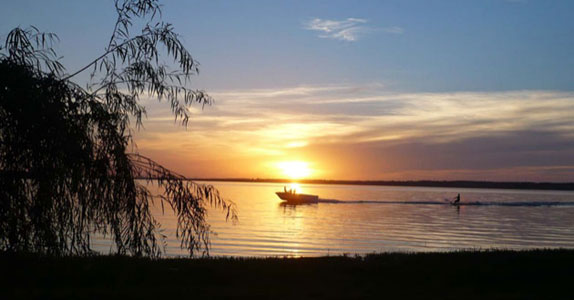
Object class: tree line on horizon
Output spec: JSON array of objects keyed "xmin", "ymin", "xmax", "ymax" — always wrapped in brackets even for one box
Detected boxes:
[{"xmin": 183, "ymin": 178, "xmax": 574, "ymax": 191}]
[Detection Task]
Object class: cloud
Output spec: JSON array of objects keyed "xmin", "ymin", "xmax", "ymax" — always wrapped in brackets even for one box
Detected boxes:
[
  {"xmin": 305, "ymin": 18, "xmax": 367, "ymax": 33},
  {"xmin": 134, "ymin": 85, "xmax": 574, "ymax": 180},
  {"xmin": 303, "ymin": 18, "xmax": 404, "ymax": 41},
  {"xmin": 304, "ymin": 18, "xmax": 377, "ymax": 41}
]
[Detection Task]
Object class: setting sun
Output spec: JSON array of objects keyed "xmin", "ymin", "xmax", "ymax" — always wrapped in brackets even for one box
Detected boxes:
[{"xmin": 277, "ymin": 161, "xmax": 312, "ymax": 179}]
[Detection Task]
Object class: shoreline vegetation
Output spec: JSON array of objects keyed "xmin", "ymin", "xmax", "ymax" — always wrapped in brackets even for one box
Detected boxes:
[
  {"xmin": 3, "ymin": 249, "xmax": 573, "ymax": 299},
  {"xmin": 182, "ymin": 178, "xmax": 574, "ymax": 191}
]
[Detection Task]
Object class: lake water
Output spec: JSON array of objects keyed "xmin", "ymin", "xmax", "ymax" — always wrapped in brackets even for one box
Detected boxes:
[{"xmin": 98, "ymin": 181, "xmax": 574, "ymax": 257}]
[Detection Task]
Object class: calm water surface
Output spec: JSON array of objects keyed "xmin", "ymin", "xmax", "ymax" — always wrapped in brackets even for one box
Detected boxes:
[{"xmin": 100, "ymin": 181, "xmax": 574, "ymax": 257}]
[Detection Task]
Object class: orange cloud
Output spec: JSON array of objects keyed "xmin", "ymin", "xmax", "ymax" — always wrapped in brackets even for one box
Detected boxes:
[{"xmin": 132, "ymin": 86, "xmax": 574, "ymax": 181}]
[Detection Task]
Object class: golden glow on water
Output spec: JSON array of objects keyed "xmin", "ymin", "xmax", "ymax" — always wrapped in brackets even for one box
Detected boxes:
[
  {"xmin": 100, "ymin": 181, "xmax": 574, "ymax": 257},
  {"xmin": 287, "ymin": 183, "xmax": 301, "ymax": 194},
  {"xmin": 276, "ymin": 161, "xmax": 312, "ymax": 179}
]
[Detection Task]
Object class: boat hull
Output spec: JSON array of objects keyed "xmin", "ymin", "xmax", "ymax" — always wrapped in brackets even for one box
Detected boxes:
[{"xmin": 276, "ymin": 192, "xmax": 319, "ymax": 203}]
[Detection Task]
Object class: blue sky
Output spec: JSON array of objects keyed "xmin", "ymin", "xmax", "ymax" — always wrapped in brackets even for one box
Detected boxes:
[
  {"xmin": 3, "ymin": 0, "xmax": 574, "ymax": 92},
  {"xmin": 2, "ymin": 0, "xmax": 574, "ymax": 181}
]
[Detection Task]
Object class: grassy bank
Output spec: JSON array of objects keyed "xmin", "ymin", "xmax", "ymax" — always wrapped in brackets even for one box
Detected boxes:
[{"xmin": 2, "ymin": 249, "xmax": 574, "ymax": 299}]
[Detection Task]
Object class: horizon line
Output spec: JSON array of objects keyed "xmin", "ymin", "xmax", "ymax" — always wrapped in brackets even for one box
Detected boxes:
[{"xmin": 177, "ymin": 178, "xmax": 574, "ymax": 191}]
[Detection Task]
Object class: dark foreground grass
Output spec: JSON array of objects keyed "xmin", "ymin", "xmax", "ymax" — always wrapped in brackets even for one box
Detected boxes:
[{"xmin": 1, "ymin": 249, "xmax": 573, "ymax": 299}]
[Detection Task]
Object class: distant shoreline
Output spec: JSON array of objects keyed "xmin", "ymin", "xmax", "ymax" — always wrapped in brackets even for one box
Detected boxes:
[{"xmin": 186, "ymin": 178, "xmax": 574, "ymax": 191}]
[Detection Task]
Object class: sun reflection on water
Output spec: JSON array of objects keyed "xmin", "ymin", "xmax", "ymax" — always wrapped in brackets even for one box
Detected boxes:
[
  {"xmin": 107, "ymin": 181, "xmax": 574, "ymax": 258},
  {"xmin": 288, "ymin": 183, "xmax": 301, "ymax": 194}
]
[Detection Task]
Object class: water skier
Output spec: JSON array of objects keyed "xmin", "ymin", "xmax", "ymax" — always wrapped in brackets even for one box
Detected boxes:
[{"xmin": 452, "ymin": 193, "xmax": 461, "ymax": 206}]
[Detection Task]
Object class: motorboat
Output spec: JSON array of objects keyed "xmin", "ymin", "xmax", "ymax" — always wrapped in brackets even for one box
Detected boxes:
[{"xmin": 276, "ymin": 191, "xmax": 319, "ymax": 204}]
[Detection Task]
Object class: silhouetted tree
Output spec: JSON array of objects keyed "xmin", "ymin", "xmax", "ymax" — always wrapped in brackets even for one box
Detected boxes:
[{"xmin": 0, "ymin": 0, "xmax": 236, "ymax": 257}]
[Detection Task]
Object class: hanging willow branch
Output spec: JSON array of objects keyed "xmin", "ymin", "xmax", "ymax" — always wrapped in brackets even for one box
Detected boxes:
[{"xmin": 0, "ymin": 0, "xmax": 236, "ymax": 257}]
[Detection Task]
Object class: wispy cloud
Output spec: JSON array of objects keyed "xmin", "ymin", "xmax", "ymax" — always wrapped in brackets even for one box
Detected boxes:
[
  {"xmin": 304, "ymin": 18, "xmax": 394, "ymax": 42},
  {"xmin": 303, "ymin": 18, "xmax": 404, "ymax": 41}
]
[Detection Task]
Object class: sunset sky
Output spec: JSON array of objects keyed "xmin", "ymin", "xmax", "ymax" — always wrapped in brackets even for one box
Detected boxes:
[{"xmin": 2, "ymin": 0, "xmax": 574, "ymax": 181}]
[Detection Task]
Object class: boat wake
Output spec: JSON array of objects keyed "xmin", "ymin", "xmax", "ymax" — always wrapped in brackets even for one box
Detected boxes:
[{"xmin": 316, "ymin": 199, "xmax": 574, "ymax": 207}]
